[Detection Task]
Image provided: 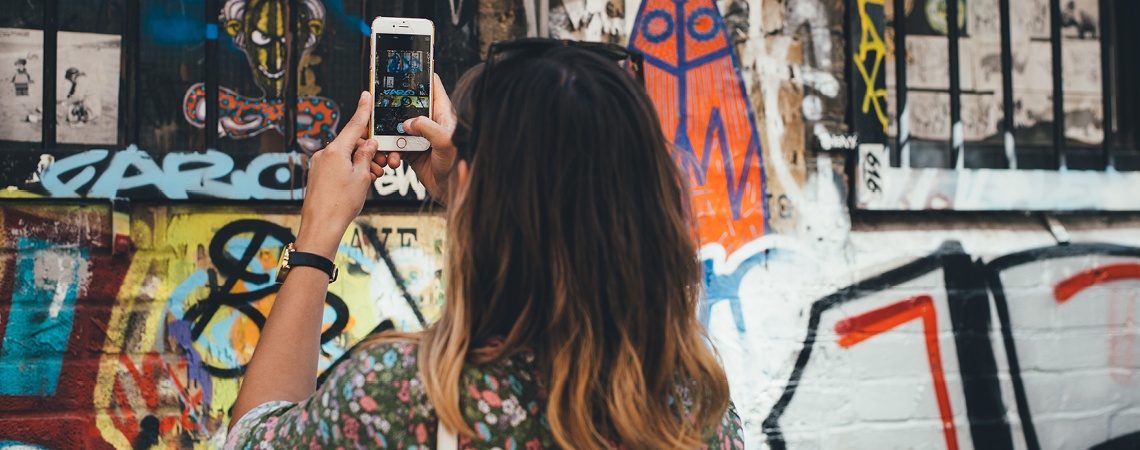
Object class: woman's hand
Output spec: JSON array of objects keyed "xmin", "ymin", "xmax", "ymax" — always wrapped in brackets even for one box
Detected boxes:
[
  {"xmin": 384, "ymin": 74, "xmax": 458, "ymax": 204},
  {"xmin": 296, "ymin": 91, "xmax": 392, "ymax": 259}
]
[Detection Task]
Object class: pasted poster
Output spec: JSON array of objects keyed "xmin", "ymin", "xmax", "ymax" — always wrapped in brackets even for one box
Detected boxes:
[
  {"xmin": 56, "ymin": 31, "xmax": 121, "ymax": 145},
  {"xmin": 1060, "ymin": 0, "xmax": 1102, "ymax": 145},
  {"xmin": 1060, "ymin": 0, "xmax": 1098, "ymax": 39},
  {"xmin": 0, "ymin": 28, "xmax": 43, "ymax": 143}
]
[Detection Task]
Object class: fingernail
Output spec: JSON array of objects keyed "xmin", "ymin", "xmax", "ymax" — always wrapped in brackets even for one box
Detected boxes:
[{"xmin": 360, "ymin": 91, "xmax": 369, "ymax": 101}]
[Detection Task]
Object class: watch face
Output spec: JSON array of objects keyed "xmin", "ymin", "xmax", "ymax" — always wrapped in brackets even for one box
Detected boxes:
[
  {"xmin": 272, "ymin": 243, "xmax": 337, "ymax": 284},
  {"xmin": 274, "ymin": 265, "xmax": 290, "ymax": 284},
  {"xmin": 274, "ymin": 243, "xmax": 293, "ymax": 284}
]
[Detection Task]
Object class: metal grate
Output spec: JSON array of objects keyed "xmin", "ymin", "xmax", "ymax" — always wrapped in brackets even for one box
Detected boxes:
[{"xmin": 885, "ymin": 0, "xmax": 1124, "ymax": 171}]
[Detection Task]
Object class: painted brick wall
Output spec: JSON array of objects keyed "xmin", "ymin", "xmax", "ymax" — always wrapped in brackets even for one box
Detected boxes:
[
  {"xmin": 0, "ymin": 0, "xmax": 1137, "ymax": 449},
  {"xmin": 2, "ymin": 205, "xmax": 1136, "ymax": 450},
  {"xmin": 0, "ymin": 204, "xmax": 446, "ymax": 448},
  {"xmin": 708, "ymin": 215, "xmax": 1140, "ymax": 448}
]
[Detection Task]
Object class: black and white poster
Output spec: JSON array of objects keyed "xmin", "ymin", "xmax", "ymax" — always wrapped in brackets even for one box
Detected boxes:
[
  {"xmin": 1060, "ymin": 0, "xmax": 1098, "ymax": 40},
  {"xmin": 0, "ymin": 28, "xmax": 44, "ymax": 143},
  {"xmin": 56, "ymin": 31, "xmax": 120, "ymax": 145}
]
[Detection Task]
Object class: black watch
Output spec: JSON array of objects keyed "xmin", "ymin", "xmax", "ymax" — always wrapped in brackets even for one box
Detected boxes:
[{"xmin": 275, "ymin": 243, "xmax": 339, "ymax": 283}]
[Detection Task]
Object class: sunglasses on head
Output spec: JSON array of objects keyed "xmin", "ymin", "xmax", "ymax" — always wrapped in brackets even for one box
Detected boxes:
[
  {"xmin": 458, "ymin": 38, "xmax": 646, "ymax": 159},
  {"xmin": 484, "ymin": 38, "xmax": 645, "ymax": 85}
]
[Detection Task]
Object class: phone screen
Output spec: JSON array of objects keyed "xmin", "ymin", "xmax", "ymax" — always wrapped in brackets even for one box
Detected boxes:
[{"xmin": 374, "ymin": 33, "xmax": 432, "ymax": 137}]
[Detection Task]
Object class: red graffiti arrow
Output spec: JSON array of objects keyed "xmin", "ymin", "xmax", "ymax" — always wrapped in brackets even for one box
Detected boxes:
[
  {"xmin": 835, "ymin": 295, "xmax": 960, "ymax": 450},
  {"xmin": 1054, "ymin": 263, "xmax": 1140, "ymax": 303}
]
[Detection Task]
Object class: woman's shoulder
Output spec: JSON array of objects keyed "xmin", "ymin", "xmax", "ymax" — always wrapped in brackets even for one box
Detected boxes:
[
  {"xmin": 331, "ymin": 339, "xmax": 543, "ymax": 398},
  {"xmin": 333, "ymin": 338, "xmax": 542, "ymax": 387},
  {"xmin": 321, "ymin": 339, "xmax": 434, "ymax": 422},
  {"xmin": 355, "ymin": 338, "xmax": 421, "ymax": 356},
  {"xmin": 342, "ymin": 339, "xmax": 423, "ymax": 378},
  {"xmin": 342, "ymin": 338, "xmax": 552, "ymax": 440},
  {"xmin": 319, "ymin": 338, "xmax": 426, "ymax": 403}
]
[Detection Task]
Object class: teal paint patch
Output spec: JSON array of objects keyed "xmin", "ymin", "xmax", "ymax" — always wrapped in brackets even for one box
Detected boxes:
[{"xmin": 0, "ymin": 238, "xmax": 86, "ymax": 396}]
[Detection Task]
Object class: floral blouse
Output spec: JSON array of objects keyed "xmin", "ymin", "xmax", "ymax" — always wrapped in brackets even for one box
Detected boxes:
[{"xmin": 226, "ymin": 340, "xmax": 745, "ymax": 449}]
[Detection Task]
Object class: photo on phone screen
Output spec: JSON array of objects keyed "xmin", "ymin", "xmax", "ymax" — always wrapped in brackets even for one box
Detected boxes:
[{"xmin": 374, "ymin": 33, "xmax": 431, "ymax": 137}]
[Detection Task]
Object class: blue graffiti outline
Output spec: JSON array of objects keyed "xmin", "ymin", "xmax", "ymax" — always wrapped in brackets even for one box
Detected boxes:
[
  {"xmin": 641, "ymin": 10, "xmax": 675, "ymax": 43},
  {"xmin": 687, "ymin": 7, "xmax": 723, "ymax": 41}
]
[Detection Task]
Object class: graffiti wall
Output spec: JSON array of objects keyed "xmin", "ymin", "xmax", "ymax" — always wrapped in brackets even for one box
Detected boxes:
[
  {"xmin": 0, "ymin": 0, "xmax": 428, "ymax": 202},
  {"xmin": 705, "ymin": 221, "xmax": 1140, "ymax": 448},
  {"xmin": 0, "ymin": 204, "xmax": 445, "ymax": 448},
  {"xmin": 0, "ymin": 205, "xmax": 129, "ymax": 449},
  {"xmin": 1, "ymin": 0, "xmax": 1138, "ymax": 449}
]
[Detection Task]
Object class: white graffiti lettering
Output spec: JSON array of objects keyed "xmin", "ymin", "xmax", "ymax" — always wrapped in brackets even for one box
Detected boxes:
[
  {"xmin": 374, "ymin": 162, "xmax": 427, "ymax": 200},
  {"xmin": 41, "ymin": 146, "xmax": 305, "ymax": 199},
  {"xmin": 816, "ymin": 132, "xmax": 859, "ymax": 151}
]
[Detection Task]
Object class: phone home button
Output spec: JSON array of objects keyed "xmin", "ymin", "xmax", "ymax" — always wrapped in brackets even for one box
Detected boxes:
[{"xmin": 396, "ymin": 137, "xmax": 407, "ymax": 149}]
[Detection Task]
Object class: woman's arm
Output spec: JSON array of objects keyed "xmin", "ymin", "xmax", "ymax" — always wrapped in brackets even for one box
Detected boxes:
[
  {"xmin": 227, "ymin": 245, "xmax": 333, "ymax": 424},
  {"xmin": 230, "ymin": 91, "xmax": 396, "ymax": 427}
]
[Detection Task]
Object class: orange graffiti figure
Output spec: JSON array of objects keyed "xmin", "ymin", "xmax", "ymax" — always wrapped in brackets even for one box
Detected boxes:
[
  {"xmin": 629, "ymin": 0, "xmax": 767, "ymax": 256},
  {"xmin": 183, "ymin": 84, "xmax": 340, "ymax": 152}
]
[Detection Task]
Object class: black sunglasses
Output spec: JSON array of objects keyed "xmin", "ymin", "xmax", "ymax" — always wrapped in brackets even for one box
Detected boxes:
[
  {"xmin": 459, "ymin": 38, "xmax": 646, "ymax": 159},
  {"xmin": 484, "ymin": 38, "xmax": 645, "ymax": 85}
]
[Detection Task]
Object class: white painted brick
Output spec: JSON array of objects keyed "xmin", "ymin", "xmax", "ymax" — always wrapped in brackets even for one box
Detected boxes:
[
  {"xmin": 1018, "ymin": 369, "xmax": 1128, "ymax": 414},
  {"xmin": 812, "ymin": 420, "xmax": 963, "ymax": 450},
  {"xmin": 1032, "ymin": 414, "xmax": 1112, "ymax": 450},
  {"xmin": 995, "ymin": 264, "xmax": 1051, "ymax": 289},
  {"xmin": 1010, "ymin": 332, "xmax": 1114, "ymax": 371},
  {"xmin": 847, "ymin": 378, "xmax": 947, "ymax": 422},
  {"xmin": 1109, "ymin": 406, "xmax": 1140, "ymax": 437}
]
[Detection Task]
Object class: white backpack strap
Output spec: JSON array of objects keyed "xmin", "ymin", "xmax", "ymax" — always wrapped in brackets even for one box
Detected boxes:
[
  {"xmin": 437, "ymin": 417, "xmax": 458, "ymax": 449},
  {"xmin": 436, "ymin": 378, "xmax": 460, "ymax": 448}
]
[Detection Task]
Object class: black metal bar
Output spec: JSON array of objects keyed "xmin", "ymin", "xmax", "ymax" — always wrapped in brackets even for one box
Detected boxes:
[
  {"xmin": 844, "ymin": 0, "xmax": 857, "ymax": 211},
  {"xmin": 845, "ymin": 0, "xmax": 857, "ymax": 140},
  {"xmin": 122, "ymin": 0, "xmax": 140, "ymax": 147},
  {"xmin": 362, "ymin": 0, "xmax": 372, "ymax": 94},
  {"xmin": 285, "ymin": 0, "xmax": 301, "ymax": 153},
  {"xmin": 948, "ymin": 0, "xmax": 963, "ymax": 168},
  {"xmin": 205, "ymin": 0, "xmax": 219, "ymax": 151},
  {"xmin": 1099, "ymin": 0, "xmax": 1116, "ymax": 169},
  {"xmin": 999, "ymin": 0, "xmax": 1016, "ymax": 168},
  {"xmin": 846, "ymin": 0, "xmax": 888, "ymax": 146},
  {"xmin": 1049, "ymin": 0, "xmax": 1065, "ymax": 169},
  {"xmin": 893, "ymin": 0, "xmax": 908, "ymax": 168},
  {"xmin": 43, "ymin": 0, "xmax": 58, "ymax": 149}
]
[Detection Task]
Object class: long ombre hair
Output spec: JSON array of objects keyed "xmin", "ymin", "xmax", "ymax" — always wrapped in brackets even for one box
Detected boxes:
[{"xmin": 385, "ymin": 46, "xmax": 730, "ymax": 449}]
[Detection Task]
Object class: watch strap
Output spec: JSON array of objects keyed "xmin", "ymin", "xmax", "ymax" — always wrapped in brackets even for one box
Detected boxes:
[{"xmin": 288, "ymin": 250, "xmax": 338, "ymax": 282}]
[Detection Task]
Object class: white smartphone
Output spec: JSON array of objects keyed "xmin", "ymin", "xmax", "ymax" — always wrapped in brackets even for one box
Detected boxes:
[{"xmin": 370, "ymin": 16, "xmax": 434, "ymax": 151}]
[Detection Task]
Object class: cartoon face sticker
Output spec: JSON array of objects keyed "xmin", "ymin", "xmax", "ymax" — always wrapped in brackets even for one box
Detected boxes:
[{"xmin": 222, "ymin": 0, "xmax": 324, "ymax": 99}]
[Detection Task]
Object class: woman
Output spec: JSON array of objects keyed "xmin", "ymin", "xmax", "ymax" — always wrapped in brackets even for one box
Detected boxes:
[{"xmin": 226, "ymin": 42, "xmax": 744, "ymax": 449}]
